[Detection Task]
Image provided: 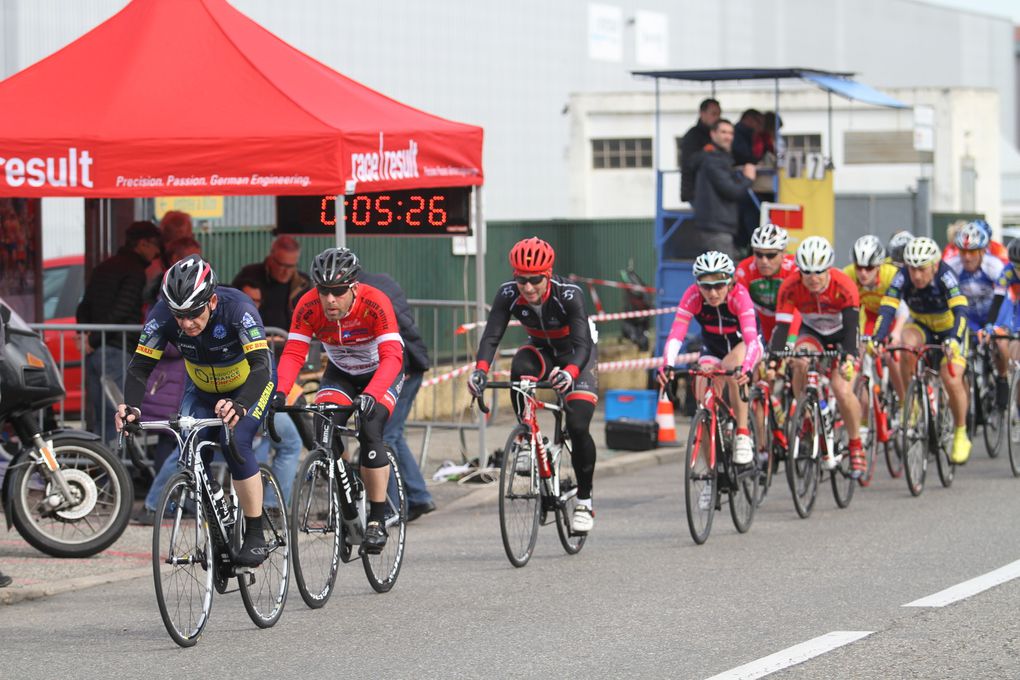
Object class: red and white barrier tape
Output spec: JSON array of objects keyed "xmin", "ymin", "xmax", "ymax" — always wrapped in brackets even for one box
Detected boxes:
[
  {"xmin": 420, "ymin": 351, "xmax": 700, "ymax": 388},
  {"xmin": 454, "ymin": 305, "xmax": 679, "ymax": 335},
  {"xmin": 567, "ymin": 274, "xmax": 657, "ymax": 293}
]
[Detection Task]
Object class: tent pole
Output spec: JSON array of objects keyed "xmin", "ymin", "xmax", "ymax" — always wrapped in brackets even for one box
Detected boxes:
[
  {"xmin": 774, "ymin": 78, "xmax": 780, "ymax": 196},
  {"xmin": 827, "ymin": 91, "xmax": 833, "ymax": 165},
  {"xmin": 654, "ymin": 77, "xmax": 660, "ymax": 173},
  {"xmin": 473, "ymin": 185, "xmax": 487, "ymax": 469}
]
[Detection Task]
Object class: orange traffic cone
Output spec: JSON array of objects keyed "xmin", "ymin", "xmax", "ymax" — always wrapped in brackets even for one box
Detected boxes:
[{"xmin": 656, "ymin": 390, "xmax": 677, "ymax": 444}]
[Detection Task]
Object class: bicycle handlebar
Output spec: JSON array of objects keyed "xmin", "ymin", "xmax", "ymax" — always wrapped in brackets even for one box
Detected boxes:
[
  {"xmin": 473, "ymin": 380, "xmax": 561, "ymax": 415},
  {"xmin": 767, "ymin": 349, "xmax": 843, "ymax": 359},
  {"xmin": 885, "ymin": 342, "xmax": 958, "ymax": 377}
]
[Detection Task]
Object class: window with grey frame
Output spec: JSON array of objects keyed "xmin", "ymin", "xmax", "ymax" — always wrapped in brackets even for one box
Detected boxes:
[
  {"xmin": 591, "ymin": 138, "xmax": 653, "ymax": 169},
  {"xmin": 782, "ymin": 134, "xmax": 824, "ymax": 178}
]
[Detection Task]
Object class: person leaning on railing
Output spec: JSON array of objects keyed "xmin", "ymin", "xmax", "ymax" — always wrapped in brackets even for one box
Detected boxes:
[{"xmin": 76, "ymin": 220, "xmax": 162, "ymax": 443}]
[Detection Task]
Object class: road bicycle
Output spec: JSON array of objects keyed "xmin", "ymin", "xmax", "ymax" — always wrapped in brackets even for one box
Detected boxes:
[
  {"xmin": 772, "ymin": 349, "xmax": 856, "ymax": 519},
  {"xmin": 669, "ymin": 367, "xmax": 758, "ymax": 545},
  {"xmin": 967, "ymin": 332, "xmax": 1004, "ymax": 458},
  {"xmin": 270, "ymin": 402, "xmax": 406, "ymax": 606},
  {"xmin": 123, "ymin": 417, "xmax": 289, "ymax": 647},
  {"xmin": 747, "ymin": 367, "xmax": 794, "ymax": 507},
  {"xmin": 891, "ymin": 343, "xmax": 957, "ymax": 496},
  {"xmin": 855, "ymin": 339, "xmax": 904, "ymax": 484},
  {"xmin": 475, "ymin": 380, "xmax": 586, "ymax": 567},
  {"xmin": 1004, "ymin": 337, "xmax": 1020, "ymax": 476}
]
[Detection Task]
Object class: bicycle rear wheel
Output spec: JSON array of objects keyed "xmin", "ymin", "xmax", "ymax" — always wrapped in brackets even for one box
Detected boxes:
[
  {"xmin": 153, "ymin": 473, "xmax": 213, "ymax": 648},
  {"xmin": 902, "ymin": 379, "xmax": 927, "ymax": 497},
  {"xmin": 787, "ymin": 398, "xmax": 820, "ymax": 519},
  {"xmin": 934, "ymin": 382, "xmax": 956, "ymax": 488},
  {"xmin": 290, "ymin": 450, "xmax": 341, "ymax": 609},
  {"xmin": 554, "ymin": 435, "xmax": 587, "ymax": 555},
  {"xmin": 884, "ymin": 388, "xmax": 905, "ymax": 478},
  {"xmin": 238, "ymin": 465, "xmax": 290, "ymax": 628},
  {"xmin": 983, "ymin": 390, "xmax": 1004, "ymax": 459},
  {"xmin": 748, "ymin": 388, "xmax": 774, "ymax": 507},
  {"xmin": 362, "ymin": 450, "xmax": 407, "ymax": 592},
  {"xmin": 684, "ymin": 410, "xmax": 716, "ymax": 544},
  {"xmin": 728, "ymin": 455, "xmax": 758, "ymax": 534},
  {"xmin": 1009, "ymin": 371, "xmax": 1020, "ymax": 477},
  {"xmin": 830, "ymin": 420, "xmax": 855, "ymax": 509},
  {"xmin": 498, "ymin": 425, "xmax": 540, "ymax": 567}
]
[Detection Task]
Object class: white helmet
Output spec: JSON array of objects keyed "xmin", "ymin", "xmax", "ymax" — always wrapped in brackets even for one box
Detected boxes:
[
  {"xmin": 750, "ymin": 223, "xmax": 789, "ymax": 251},
  {"xmin": 795, "ymin": 236, "xmax": 834, "ymax": 274},
  {"xmin": 692, "ymin": 250, "xmax": 735, "ymax": 278},
  {"xmin": 852, "ymin": 235, "xmax": 886, "ymax": 267},
  {"xmin": 954, "ymin": 222, "xmax": 989, "ymax": 250},
  {"xmin": 903, "ymin": 237, "xmax": 941, "ymax": 268}
]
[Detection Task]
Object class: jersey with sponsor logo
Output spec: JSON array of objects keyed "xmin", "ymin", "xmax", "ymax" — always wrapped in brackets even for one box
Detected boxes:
[
  {"xmin": 128, "ymin": 286, "xmax": 273, "ymax": 407},
  {"xmin": 944, "ymin": 252, "xmax": 1006, "ymax": 330},
  {"xmin": 874, "ymin": 262, "xmax": 968, "ymax": 343},
  {"xmin": 276, "ymin": 283, "xmax": 404, "ymax": 400},
  {"xmin": 735, "ymin": 253, "xmax": 797, "ymax": 341},
  {"xmin": 475, "ymin": 276, "xmax": 593, "ymax": 379},
  {"xmin": 775, "ymin": 267, "xmax": 860, "ymax": 337},
  {"xmin": 662, "ymin": 282, "xmax": 762, "ymax": 373}
]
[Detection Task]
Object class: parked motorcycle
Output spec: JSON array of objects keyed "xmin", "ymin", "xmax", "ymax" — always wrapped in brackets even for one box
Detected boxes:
[{"xmin": 0, "ymin": 301, "xmax": 132, "ymax": 557}]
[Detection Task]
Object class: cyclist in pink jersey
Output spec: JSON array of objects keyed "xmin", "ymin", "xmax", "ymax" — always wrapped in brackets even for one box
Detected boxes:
[{"xmin": 657, "ymin": 251, "xmax": 762, "ymax": 464}]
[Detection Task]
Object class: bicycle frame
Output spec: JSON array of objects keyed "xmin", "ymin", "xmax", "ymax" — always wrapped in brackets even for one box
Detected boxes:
[{"xmin": 678, "ymin": 368, "xmax": 741, "ymax": 470}]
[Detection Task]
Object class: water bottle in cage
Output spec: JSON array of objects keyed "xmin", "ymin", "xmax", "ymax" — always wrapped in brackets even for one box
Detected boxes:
[{"xmin": 210, "ymin": 479, "xmax": 235, "ymax": 527}]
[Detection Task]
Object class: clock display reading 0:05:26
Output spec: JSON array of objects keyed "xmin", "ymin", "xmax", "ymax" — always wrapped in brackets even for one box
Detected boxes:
[{"xmin": 314, "ymin": 187, "xmax": 471, "ymax": 235}]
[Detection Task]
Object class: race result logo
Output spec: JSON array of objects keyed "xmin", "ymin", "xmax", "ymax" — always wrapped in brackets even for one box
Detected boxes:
[{"xmin": 349, "ymin": 133, "xmax": 419, "ymax": 184}]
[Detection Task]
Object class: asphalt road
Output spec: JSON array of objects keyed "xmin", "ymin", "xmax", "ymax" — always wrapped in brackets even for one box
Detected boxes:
[{"xmin": 3, "ymin": 440, "xmax": 1020, "ymax": 679}]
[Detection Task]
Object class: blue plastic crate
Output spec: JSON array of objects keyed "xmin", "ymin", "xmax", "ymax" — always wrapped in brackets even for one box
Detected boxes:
[{"xmin": 604, "ymin": 389, "xmax": 658, "ymax": 422}]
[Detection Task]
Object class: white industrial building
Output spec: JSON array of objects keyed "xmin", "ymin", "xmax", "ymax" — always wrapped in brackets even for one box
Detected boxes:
[{"xmin": 0, "ymin": 0, "xmax": 1016, "ymax": 255}]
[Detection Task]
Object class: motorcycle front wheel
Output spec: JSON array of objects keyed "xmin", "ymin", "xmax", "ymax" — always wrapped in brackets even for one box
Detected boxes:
[{"xmin": 8, "ymin": 436, "xmax": 133, "ymax": 557}]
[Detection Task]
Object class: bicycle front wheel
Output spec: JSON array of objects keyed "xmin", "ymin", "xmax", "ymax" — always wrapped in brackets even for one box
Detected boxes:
[
  {"xmin": 884, "ymin": 387, "xmax": 905, "ymax": 479},
  {"xmin": 787, "ymin": 398, "xmax": 820, "ymax": 519},
  {"xmin": 934, "ymin": 382, "xmax": 956, "ymax": 488},
  {"xmin": 902, "ymin": 379, "xmax": 928, "ymax": 496},
  {"xmin": 361, "ymin": 450, "xmax": 407, "ymax": 593},
  {"xmin": 1009, "ymin": 371, "xmax": 1020, "ymax": 477},
  {"xmin": 983, "ymin": 394, "xmax": 1004, "ymax": 459},
  {"xmin": 684, "ymin": 410, "xmax": 717, "ymax": 544},
  {"xmin": 748, "ymin": 388, "xmax": 774, "ymax": 507},
  {"xmin": 498, "ymin": 425, "xmax": 540, "ymax": 567},
  {"xmin": 291, "ymin": 450, "xmax": 341, "ymax": 609},
  {"xmin": 853, "ymin": 375, "xmax": 876, "ymax": 487},
  {"xmin": 830, "ymin": 419, "xmax": 855, "ymax": 509},
  {"xmin": 554, "ymin": 435, "xmax": 587, "ymax": 555},
  {"xmin": 153, "ymin": 473, "xmax": 213, "ymax": 648},
  {"xmin": 238, "ymin": 465, "xmax": 290, "ymax": 628}
]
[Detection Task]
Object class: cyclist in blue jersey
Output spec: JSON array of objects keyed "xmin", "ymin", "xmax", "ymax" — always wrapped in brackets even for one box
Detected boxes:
[
  {"xmin": 116, "ymin": 255, "xmax": 276, "ymax": 567},
  {"xmin": 985, "ymin": 239, "xmax": 1020, "ymax": 407},
  {"xmin": 944, "ymin": 222, "xmax": 1009, "ymax": 408},
  {"xmin": 872, "ymin": 237, "xmax": 972, "ymax": 463}
]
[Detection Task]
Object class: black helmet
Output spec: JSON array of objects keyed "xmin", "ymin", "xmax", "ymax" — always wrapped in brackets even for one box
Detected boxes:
[
  {"xmin": 161, "ymin": 254, "xmax": 218, "ymax": 315},
  {"xmin": 1009, "ymin": 238, "xmax": 1020, "ymax": 266},
  {"xmin": 311, "ymin": 247, "xmax": 360, "ymax": 287}
]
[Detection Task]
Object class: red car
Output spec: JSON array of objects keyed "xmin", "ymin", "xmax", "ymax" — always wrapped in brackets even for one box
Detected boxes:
[{"xmin": 42, "ymin": 255, "xmax": 85, "ymax": 418}]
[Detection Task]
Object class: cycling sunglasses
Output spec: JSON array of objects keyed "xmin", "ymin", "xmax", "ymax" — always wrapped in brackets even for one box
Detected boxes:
[
  {"xmin": 316, "ymin": 284, "xmax": 350, "ymax": 297},
  {"xmin": 171, "ymin": 305, "xmax": 207, "ymax": 320},
  {"xmin": 752, "ymin": 250, "xmax": 780, "ymax": 260},
  {"xmin": 514, "ymin": 275, "xmax": 546, "ymax": 286},
  {"xmin": 855, "ymin": 264, "xmax": 878, "ymax": 272},
  {"xmin": 697, "ymin": 278, "xmax": 731, "ymax": 291}
]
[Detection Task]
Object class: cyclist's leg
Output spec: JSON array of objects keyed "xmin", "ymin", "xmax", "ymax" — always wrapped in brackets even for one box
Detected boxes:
[
  {"xmin": 790, "ymin": 333, "xmax": 823, "ymax": 396},
  {"xmin": 720, "ymin": 341, "xmax": 750, "ymax": 430},
  {"xmin": 992, "ymin": 328, "xmax": 1010, "ymax": 408},
  {"xmin": 509, "ymin": 345, "xmax": 546, "ymax": 418},
  {"xmin": 938, "ymin": 329, "xmax": 969, "ymax": 428},
  {"xmin": 564, "ymin": 349, "xmax": 598, "ymax": 502},
  {"xmin": 898, "ymin": 322, "xmax": 925, "ymax": 388}
]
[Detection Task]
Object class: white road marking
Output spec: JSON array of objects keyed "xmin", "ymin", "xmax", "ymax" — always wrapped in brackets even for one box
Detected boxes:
[
  {"xmin": 704, "ymin": 631, "xmax": 874, "ymax": 680},
  {"xmin": 903, "ymin": 558, "xmax": 1020, "ymax": 608}
]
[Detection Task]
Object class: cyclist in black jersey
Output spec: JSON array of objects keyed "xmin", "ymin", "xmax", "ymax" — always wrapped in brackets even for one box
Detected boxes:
[
  {"xmin": 116, "ymin": 255, "xmax": 275, "ymax": 567},
  {"xmin": 467, "ymin": 237, "xmax": 598, "ymax": 533}
]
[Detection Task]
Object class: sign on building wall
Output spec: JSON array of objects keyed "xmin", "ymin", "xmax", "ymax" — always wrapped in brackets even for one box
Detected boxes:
[
  {"xmin": 154, "ymin": 196, "xmax": 224, "ymax": 220},
  {"xmin": 913, "ymin": 105, "xmax": 935, "ymax": 153},
  {"xmin": 634, "ymin": 11, "xmax": 668, "ymax": 67},
  {"xmin": 588, "ymin": 4, "xmax": 623, "ymax": 62}
]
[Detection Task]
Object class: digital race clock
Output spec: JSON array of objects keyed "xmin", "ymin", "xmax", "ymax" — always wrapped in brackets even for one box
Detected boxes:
[{"xmin": 276, "ymin": 186, "xmax": 471, "ymax": 236}]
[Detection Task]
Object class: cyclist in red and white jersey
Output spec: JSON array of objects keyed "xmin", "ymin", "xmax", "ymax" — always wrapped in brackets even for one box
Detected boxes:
[
  {"xmin": 770, "ymin": 236, "xmax": 865, "ymax": 476},
  {"xmin": 657, "ymin": 251, "xmax": 762, "ymax": 465},
  {"xmin": 274, "ymin": 247, "xmax": 404, "ymax": 554},
  {"xmin": 735, "ymin": 223, "xmax": 798, "ymax": 345}
]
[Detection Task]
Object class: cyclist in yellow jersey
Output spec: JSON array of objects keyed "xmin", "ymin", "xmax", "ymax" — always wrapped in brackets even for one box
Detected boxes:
[{"xmin": 844, "ymin": 236, "xmax": 906, "ymax": 399}]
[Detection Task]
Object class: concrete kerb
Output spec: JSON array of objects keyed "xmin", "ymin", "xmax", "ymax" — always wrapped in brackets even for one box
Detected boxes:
[
  {"xmin": 0, "ymin": 565, "xmax": 151, "ymax": 606},
  {"xmin": 435, "ymin": 443, "xmax": 684, "ymax": 515}
]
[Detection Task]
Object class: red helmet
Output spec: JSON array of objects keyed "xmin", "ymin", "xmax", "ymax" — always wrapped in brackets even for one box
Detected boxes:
[{"xmin": 509, "ymin": 237, "xmax": 555, "ymax": 275}]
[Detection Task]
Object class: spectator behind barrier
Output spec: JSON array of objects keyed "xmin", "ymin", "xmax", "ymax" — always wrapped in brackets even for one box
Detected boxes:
[
  {"xmin": 232, "ymin": 235, "xmax": 311, "ymax": 336},
  {"xmin": 679, "ymin": 98, "xmax": 721, "ymax": 203},
  {"xmin": 76, "ymin": 220, "xmax": 162, "ymax": 443}
]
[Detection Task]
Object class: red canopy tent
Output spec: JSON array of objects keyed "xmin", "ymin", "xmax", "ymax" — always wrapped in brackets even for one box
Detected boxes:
[{"xmin": 0, "ymin": 0, "xmax": 483, "ymax": 198}]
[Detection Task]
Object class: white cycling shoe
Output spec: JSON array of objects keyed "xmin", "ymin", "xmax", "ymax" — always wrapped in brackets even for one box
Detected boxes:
[
  {"xmin": 571, "ymin": 505, "xmax": 594, "ymax": 533},
  {"xmin": 733, "ymin": 434, "xmax": 754, "ymax": 466}
]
